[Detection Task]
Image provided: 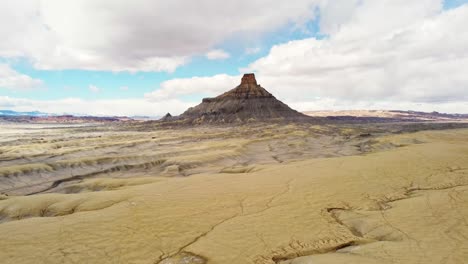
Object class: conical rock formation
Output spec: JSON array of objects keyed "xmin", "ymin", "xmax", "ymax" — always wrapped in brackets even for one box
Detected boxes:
[{"xmin": 178, "ymin": 74, "xmax": 308, "ymax": 123}]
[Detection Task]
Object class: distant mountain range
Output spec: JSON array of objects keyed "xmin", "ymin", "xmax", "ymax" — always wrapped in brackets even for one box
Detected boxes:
[
  {"xmin": 0, "ymin": 110, "xmax": 163, "ymax": 123},
  {"xmin": 0, "ymin": 110, "xmax": 136, "ymax": 123}
]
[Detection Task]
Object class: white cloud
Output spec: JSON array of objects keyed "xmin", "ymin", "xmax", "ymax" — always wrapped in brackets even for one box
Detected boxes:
[
  {"xmin": 205, "ymin": 49, "xmax": 230, "ymax": 60},
  {"xmin": 0, "ymin": 64, "xmax": 43, "ymax": 90},
  {"xmin": 3, "ymin": 0, "xmax": 467, "ymax": 114},
  {"xmin": 0, "ymin": 96, "xmax": 192, "ymax": 117},
  {"xmin": 120, "ymin": 86, "xmax": 129, "ymax": 91},
  {"xmin": 145, "ymin": 74, "xmax": 240, "ymax": 101},
  {"xmin": 0, "ymin": 0, "xmax": 322, "ymax": 72},
  {"xmin": 244, "ymin": 2, "xmax": 468, "ymax": 105},
  {"xmin": 147, "ymin": 2, "xmax": 468, "ymax": 113},
  {"xmin": 88, "ymin": 85, "xmax": 100, "ymax": 93}
]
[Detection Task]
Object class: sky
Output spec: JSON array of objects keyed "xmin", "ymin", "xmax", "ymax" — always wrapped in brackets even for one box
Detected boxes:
[{"xmin": 0, "ymin": 0, "xmax": 467, "ymax": 116}]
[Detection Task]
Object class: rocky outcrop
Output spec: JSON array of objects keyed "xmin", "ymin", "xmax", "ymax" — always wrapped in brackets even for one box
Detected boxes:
[
  {"xmin": 178, "ymin": 74, "xmax": 308, "ymax": 123},
  {"xmin": 160, "ymin": 113, "xmax": 173, "ymax": 121}
]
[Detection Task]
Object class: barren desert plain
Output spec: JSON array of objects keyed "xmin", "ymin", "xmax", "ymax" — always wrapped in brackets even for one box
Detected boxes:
[{"xmin": 0, "ymin": 121, "xmax": 468, "ymax": 264}]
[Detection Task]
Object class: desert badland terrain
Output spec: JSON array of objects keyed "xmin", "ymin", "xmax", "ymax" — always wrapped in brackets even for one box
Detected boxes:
[{"xmin": 1, "ymin": 123, "xmax": 468, "ymax": 264}]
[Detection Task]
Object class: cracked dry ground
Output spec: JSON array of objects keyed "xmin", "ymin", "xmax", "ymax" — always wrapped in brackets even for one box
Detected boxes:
[{"xmin": 0, "ymin": 125, "xmax": 468, "ymax": 263}]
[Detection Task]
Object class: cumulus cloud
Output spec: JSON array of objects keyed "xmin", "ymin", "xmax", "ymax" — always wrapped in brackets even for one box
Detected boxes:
[
  {"xmin": 0, "ymin": 0, "xmax": 321, "ymax": 72},
  {"xmin": 145, "ymin": 74, "xmax": 241, "ymax": 101},
  {"xmin": 3, "ymin": 0, "xmax": 467, "ymax": 115},
  {"xmin": 0, "ymin": 64, "xmax": 43, "ymax": 90},
  {"xmin": 205, "ymin": 49, "xmax": 230, "ymax": 60},
  {"xmin": 0, "ymin": 96, "xmax": 192, "ymax": 117},
  {"xmin": 147, "ymin": 1, "xmax": 468, "ymax": 113},
  {"xmin": 246, "ymin": 1, "xmax": 468, "ymax": 104}
]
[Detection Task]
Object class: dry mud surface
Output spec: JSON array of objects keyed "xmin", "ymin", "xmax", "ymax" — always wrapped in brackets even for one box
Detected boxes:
[{"xmin": 0, "ymin": 122, "xmax": 467, "ymax": 263}]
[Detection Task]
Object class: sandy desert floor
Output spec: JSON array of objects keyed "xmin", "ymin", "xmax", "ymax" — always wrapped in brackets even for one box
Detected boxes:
[{"xmin": 0, "ymin": 122, "xmax": 467, "ymax": 263}]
